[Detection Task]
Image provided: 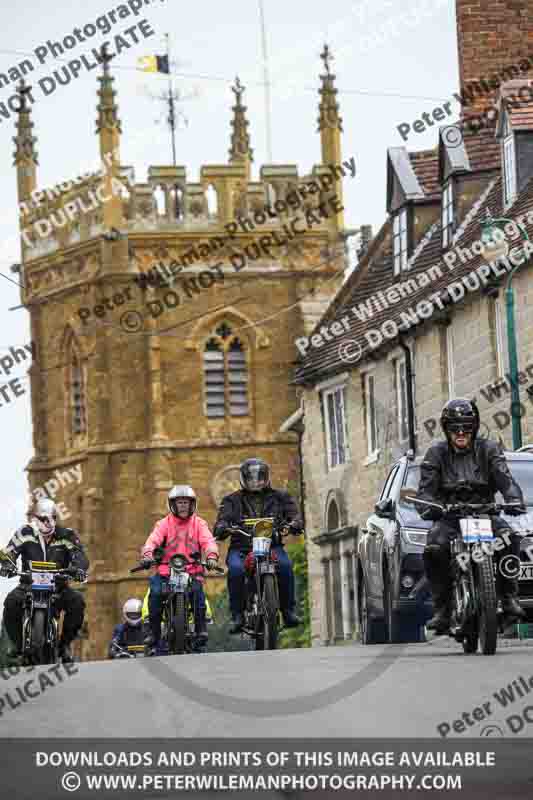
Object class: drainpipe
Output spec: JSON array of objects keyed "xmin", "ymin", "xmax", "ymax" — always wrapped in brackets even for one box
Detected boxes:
[
  {"xmin": 297, "ymin": 426, "xmax": 307, "ymax": 531},
  {"xmin": 399, "ymin": 337, "xmax": 416, "ymax": 455}
]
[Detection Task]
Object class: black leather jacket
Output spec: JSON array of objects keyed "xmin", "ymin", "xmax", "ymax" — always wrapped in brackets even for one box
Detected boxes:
[
  {"xmin": 418, "ymin": 438, "xmax": 524, "ymax": 521},
  {"xmin": 214, "ymin": 488, "xmax": 303, "ymax": 552},
  {"xmin": 4, "ymin": 524, "xmax": 89, "ymax": 580}
]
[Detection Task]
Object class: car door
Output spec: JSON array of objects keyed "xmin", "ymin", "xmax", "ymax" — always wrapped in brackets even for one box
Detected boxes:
[
  {"xmin": 381, "ymin": 462, "xmax": 408, "ymax": 599},
  {"xmin": 366, "ymin": 465, "xmax": 400, "ymax": 603}
]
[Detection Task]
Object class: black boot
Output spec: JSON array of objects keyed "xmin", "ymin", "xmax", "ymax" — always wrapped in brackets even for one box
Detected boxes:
[
  {"xmin": 499, "ymin": 577, "xmax": 526, "ymax": 622},
  {"xmin": 229, "ymin": 613, "xmax": 243, "ymax": 634},
  {"xmin": 196, "ymin": 619, "xmax": 208, "ymax": 642},
  {"xmin": 424, "ymin": 545, "xmax": 452, "ymax": 634},
  {"xmin": 58, "ymin": 639, "xmax": 74, "ymax": 664}
]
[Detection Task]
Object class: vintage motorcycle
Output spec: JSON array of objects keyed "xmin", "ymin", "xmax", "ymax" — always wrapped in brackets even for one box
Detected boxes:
[
  {"xmin": 410, "ymin": 497, "xmax": 524, "ymax": 655},
  {"xmin": 0, "ymin": 551, "xmax": 85, "ymax": 666},
  {"xmin": 228, "ymin": 517, "xmax": 292, "ymax": 651},
  {"xmin": 131, "ymin": 550, "xmax": 224, "ymax": 656}
]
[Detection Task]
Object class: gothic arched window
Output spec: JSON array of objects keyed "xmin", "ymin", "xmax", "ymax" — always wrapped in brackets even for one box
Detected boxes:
[
  {"xmin": 203, "ymin": 322, "xmax": 249, "ymax": 418},
  {"xmin": 71, "ymin": 352, "xmax": 86, "ymax": 435}
]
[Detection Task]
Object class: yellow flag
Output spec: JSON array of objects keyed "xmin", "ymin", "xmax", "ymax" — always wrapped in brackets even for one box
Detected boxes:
[{"xmin": 138, "ymin": 56, "xmax": 158, "ymax": 73}]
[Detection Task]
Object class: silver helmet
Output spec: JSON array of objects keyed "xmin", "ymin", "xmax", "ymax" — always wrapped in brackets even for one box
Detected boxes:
[
  {"xmin": 167, "ymin": 485, "xmax": 197, "ymax": 518},
  {"xmin": 123, "ymin": 598, "xmax": 143, "ymax": 626},
  {"xmin": 31, "ymin": 498, "xmax": 58, "ymax": 537}
]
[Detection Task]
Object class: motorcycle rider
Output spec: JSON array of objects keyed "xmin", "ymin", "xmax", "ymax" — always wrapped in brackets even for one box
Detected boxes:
[
  {"xmin": 214, "ymin": 458, "xmax": 303, "ymax": 634},
  {"xmin": 419, "ymin": 398, "xmax": 526, "ymax": 633},
  {"xmin": 0, "ymin": 498, "xmax": 89, "ymax": 663},
  {"xmin": 141, "ymin": 485, "xmax": 219, "ymax": 655},
  {"xmin": 108, "ymin": 598, "xmax": 145, "ymax": 658}
]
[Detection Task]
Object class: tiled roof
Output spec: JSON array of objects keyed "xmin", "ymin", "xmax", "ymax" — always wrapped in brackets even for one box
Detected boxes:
[
  {"xmin": 500, "ymin": 80, "xmax": 533, "ymax": 130},
  {"xmin": 294, "ymin": 173, "xmax": 533, "ymax": 386},
  {"xmin": 461, "ymin": 125, "xmax": 501, "ymax": 173},
  {"xmin": 409, "ymin": 149, "xmax": 440, "ymax": 198}
]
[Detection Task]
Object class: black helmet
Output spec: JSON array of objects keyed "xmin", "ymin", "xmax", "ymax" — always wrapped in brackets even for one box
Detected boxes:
[
  {"xmin": 440, "ymin": 398, "xmax": 479, "ymax": 443},
  {"xmin": 240, "ymin": 458, "xmax": 270, "ymax": 492}
]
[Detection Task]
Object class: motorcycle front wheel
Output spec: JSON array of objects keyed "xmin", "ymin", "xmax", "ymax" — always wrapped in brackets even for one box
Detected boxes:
[
  {"xmin": 261, "ymin": 574, "xmax": 279, "ymax": 651},
  {"xmin": 476, "ymin": 556, "xmax": 498, "ymax": 655},
  {"xmin": 29, "ymin": 609, "xmax": 47, "ymax": 665},
  {"xmin": 169, "ymin": 594, "xmax": 187, "ymax": 655}
]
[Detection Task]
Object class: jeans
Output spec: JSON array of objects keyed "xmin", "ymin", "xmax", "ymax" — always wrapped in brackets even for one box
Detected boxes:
[
  {"xmin": 226, "ymin": 546, "xmax": 295, "ymax": 618},
  {"xmin": 3, "ymin": 583, "xmax": 85, "ymax": 652},
  {"xmin": 148, "ymin": 573, "xmax": 206, "ymax": 642}
]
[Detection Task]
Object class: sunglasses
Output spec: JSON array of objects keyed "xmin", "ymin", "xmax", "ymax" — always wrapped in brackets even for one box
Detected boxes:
[
  {"xmin": 35, "ymin": 515, "xmax": 54, "ymax": 525},
  {"xmin": 448, "ymin": 424, "xmax": 474, "ymax": 433}
]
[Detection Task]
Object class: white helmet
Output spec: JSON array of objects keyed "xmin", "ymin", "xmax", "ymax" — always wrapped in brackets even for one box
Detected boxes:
[
  {"xmin": 168, "ymin": 485, "xmax": 197, "ymax": 518},
  {"xmin": 123, "ymin": 598, "xmax": 143, "ymax": 626},
  {"xmin": 31, "ymin": 498, "xmax": 58, "ymax": 538}
]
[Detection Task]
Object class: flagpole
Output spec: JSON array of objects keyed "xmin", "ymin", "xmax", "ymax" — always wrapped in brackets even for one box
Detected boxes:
[
  {"xmin": 258, "ymin": 0, "xmax": 273, "ymax": 163},
  {"xmin": 165, "ymin": 33, "xmax": 177, "ymax": 167}
]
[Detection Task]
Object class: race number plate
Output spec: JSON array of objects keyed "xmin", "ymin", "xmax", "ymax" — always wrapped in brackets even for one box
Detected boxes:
[
  {"xmin": 459, "ymin": 518, "xmax": 494, "ymax": 543},
  {"xmin": 169, "ymin": 572, "xmax": 190, "ymax": 591},
  {"xmin": 31, "ymin": 570, "xmax": 56, "ymax": 590}
]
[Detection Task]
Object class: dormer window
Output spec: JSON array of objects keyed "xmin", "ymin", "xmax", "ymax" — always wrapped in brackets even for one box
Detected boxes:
[
  {"xmin": 393, "ymin": 207, "xmax": 408, "ymax": 275},
  {"xmin": 502, "ymin": 113, "xmax": 517, "ymax": 206},
  {"xmin": 441, "ymin": 180, "xmax": 454, "ymax": 248}
]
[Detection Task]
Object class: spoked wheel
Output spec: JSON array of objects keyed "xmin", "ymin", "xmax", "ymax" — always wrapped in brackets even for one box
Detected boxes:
[
  {"xmin": 476, "ymin": 556, "xmax": 498, "ymax": 656},
  {"xmin": 29, "ymin": 609, "xmax": 47, "ymax": 665},
  {"xmin": 261, "ymin": 574, "xmax": 279, "ymax": 650},
  {"xmin": 169, "ymin": 595, "xmax": 187, "ymax": 655}
]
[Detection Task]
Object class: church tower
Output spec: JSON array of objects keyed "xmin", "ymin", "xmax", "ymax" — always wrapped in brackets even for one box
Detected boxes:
[{"xmin": 14, "ymin": 46, "xmax": 348, "ymax": 659}]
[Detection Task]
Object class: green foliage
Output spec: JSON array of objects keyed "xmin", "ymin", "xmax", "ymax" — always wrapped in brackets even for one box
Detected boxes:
[
  {"xmin": 0, "ymin": 622, "xmax": 19, "ymax": 667},
  {"xmin": 279, "ymin": 539, "xmax": 311, "ymax": 649}
]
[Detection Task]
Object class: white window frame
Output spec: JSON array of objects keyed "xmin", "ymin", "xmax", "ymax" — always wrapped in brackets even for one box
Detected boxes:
[
  {"xmin": 364, "ymin": 372, "xmax": 379, "ymax": 459},
  {"xmin": 446, "ymin": 325, "xmax": 455, "ymax": 399},
  {"xmin": 393, "ymin": 207, "xmax": 408, "ymax": 275},
  {"xmin": 441, "ymin": 181, "xmax": 454, "ymax": 248},
  {"xmin": 494, "ymin": 297, "xmax": 506, "ymax": 376},
  {"xmin": 322, "ymin": 384, "xmax": 350, "ymax": 471},
  {"xmin": 395, "ymin": 358, "xmax": 409, "ymax": 443},
  {"xmin": 503, "ymin": 134, "xmax": 517, "ymax": 207}
]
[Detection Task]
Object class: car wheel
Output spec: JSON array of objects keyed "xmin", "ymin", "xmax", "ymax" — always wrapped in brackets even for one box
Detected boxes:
[{"xmin": 359, "ymin": 574, "xmax": 386, "ymax": 645}]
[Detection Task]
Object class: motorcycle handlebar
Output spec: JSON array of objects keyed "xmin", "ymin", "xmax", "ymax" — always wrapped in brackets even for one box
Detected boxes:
[
  {"xmin": 130, "ymin": 559, "xmax": 225, "ymax": 576},
  {"xmin": 411, "ymin": 497, "xmax": 525, "ymax": 515},
  {"xmin": 224, "ymin": 523, "xmax": 293, "ymax": 538}
]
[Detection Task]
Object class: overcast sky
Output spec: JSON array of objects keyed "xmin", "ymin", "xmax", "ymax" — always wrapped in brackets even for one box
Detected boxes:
[{"xmin": 0, "ymin": 0, "xmax": 458, "ymax": 604}]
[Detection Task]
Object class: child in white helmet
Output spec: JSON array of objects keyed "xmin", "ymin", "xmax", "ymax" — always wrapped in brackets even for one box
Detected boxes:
[{"xmin": 108, "ymin": 598, "xmax": 145, "ymax": 658}]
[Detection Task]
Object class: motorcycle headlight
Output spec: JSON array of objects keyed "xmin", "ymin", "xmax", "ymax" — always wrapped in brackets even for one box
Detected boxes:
[
  {"xmin": 401, "ymin": 527, "xmax": 428, "ymax": 546},
  {"xmin": 170, "ymin": 555, "xmax": 186, "ymax": 570}
]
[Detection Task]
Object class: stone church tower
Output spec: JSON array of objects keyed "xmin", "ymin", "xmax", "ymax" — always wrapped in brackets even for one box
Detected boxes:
[{"xmin": 12, "ymin": 46, "xmax": 348, "ymax": 659}]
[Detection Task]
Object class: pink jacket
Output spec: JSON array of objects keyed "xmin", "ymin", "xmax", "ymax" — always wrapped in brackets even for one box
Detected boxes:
[{"xmin": 142, "ymin": 513, "xmax": 218, "ymax": 581}]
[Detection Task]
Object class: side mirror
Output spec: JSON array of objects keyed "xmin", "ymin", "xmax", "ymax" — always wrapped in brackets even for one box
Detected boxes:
[{"xmin": 374, "ymin": 497, "xmax": 394, "ymax": 518}]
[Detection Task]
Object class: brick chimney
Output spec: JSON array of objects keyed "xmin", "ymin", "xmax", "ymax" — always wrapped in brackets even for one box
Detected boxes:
[{"xmin": 456, "ymin": 0, "xmax": 533, "ymax": 117}]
